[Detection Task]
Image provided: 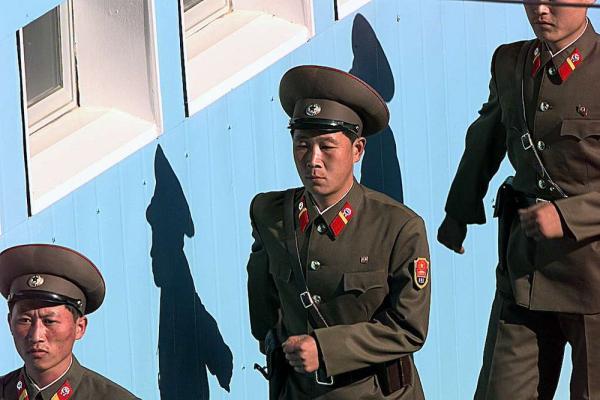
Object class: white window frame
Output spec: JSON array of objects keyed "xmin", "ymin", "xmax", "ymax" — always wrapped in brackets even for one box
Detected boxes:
[
  {"xmin": 180, "ymin": 0, "xmax": 315, "ymax": 115},
  {"xmin": 184, "ymin": 0, "xmax": 232, "ymax": 36},
  {"xmin": 19, "ymin": 0, "xmax": 77, "ymax": 134},
  {"xmin": 335, "ymin": 0, "xmax": 371, "ymax": 20}
]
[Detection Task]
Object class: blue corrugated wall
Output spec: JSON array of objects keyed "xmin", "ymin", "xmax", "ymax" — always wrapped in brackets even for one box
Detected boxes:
[{"xmin": 1, "ymin": 0, "xmax": 598, "ymax": 398}]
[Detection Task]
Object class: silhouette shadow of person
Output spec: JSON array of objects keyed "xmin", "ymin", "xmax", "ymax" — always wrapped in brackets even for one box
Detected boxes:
[
  {"xmin": 146, "ymin": 145, "xmax": 233, "ymax": 399},
  {"xmin": 350, "ymin": 14, "xmax": 404, "ymax": 203}
]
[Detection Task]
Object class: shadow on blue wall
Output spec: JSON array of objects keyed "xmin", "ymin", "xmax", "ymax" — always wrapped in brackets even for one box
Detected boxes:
[
  {"xmin": 351, "ymin": 14, "xmax": 404, "ymax": 203},
  {"xmin": 146, "ymin": 145, "xmax": 233, "ymax": 399}
]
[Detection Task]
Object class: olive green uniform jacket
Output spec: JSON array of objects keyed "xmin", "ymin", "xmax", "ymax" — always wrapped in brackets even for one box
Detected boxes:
[
  {"xmin": 0, "ymin": 357, "xmax": 138, "ymax": 400},
  {"xmin": 445, "ymin": 23, "xmax": 600, "ymax": 313},
  {"xmin": 248, "ymin": 182, "xmax": 431, "ymax": 399}
]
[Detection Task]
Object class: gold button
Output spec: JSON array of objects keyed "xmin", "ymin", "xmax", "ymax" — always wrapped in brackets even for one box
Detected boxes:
[
  {"xmin": 540, "ymin": 102, "xmax": 551, "ymax": 112},
  {"xmin": 537, "ymin": 141, "xmax": 546, "ymax": 151}
]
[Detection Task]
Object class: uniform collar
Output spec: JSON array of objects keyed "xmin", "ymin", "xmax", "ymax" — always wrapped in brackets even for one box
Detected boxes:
[
  {"xmin": 533, "ymin": 20, "xmax": 598, "ymax": 81},
  {"xmin": 297, "ymin": 180, "xmax": 364, "ymax": 237},
  {"xmin": 22, "ymin": 357, "xmax": 83, "ymax": 400}
]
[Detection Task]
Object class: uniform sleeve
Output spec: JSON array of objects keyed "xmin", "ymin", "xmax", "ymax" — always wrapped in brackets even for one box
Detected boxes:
[
  {"xmin": 554, "ymin": 193, "xmax": 600, "ymax": 241},
  {"xmin": 313, "ymin": 216, "xmax": 431, "ymax": 377},
  {"xmin": 246, "ymin": 195, "xmax": 280, "ymax": 343},
  {"xmin": 445, "ymin": 46, "xmax": 507, "ymax": 224}
]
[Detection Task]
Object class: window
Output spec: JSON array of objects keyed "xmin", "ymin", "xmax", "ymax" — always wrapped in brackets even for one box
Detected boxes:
[
  {"xmin": 20, "ymin": 1, "xmax": 77, "ymax": 133},
  {"xmin": 17, "ymin": 0, "xmax": 162, "ymax": 214},
  {"xmin": 180, "ymin": 0, "xmax": 315, "ymax": 115},
  {"xmin": 184, "ymin": 0, "xmax": 232, "ymax": 35}
]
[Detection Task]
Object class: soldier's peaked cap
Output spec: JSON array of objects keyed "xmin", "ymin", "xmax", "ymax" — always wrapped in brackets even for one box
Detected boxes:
[
  {"xmin": 0, "ymin": 244, "xmax": 105, "ymax": 315},
  {"xmin": 280, "ymin": 65, "xmax": 390, "ymax": 137}
]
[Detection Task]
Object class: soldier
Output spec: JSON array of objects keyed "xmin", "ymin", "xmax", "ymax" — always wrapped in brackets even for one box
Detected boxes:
[
  {"xmin": 0, "ymin": 244, "xmax": 139, "ymax": 399},
  {"xmin": 438, "ymin": 0, "xmax": 600, "ymax": 398},
  {"xmin": 247, "ymin": 65, "xmax": 431, "ymax": 399}
]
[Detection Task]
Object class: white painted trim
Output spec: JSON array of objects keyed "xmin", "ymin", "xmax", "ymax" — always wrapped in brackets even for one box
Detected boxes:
[
  {"xmin": 184, "ymin": 0, "xmax": 231, "ymax": 36},
  {"xmin": 336, "ymin": 0, "xmax": 372, "ymax": 20},
  {"xmin": 185, "ymin": 10, "xmax": 310, "ymax": 115},
  {"xmin": 23, "ymin": 0, "xmax": 78, "ymax": 133},
  {"xmin": 28, "ymin": 107, "xmax": 158, "ymax": 214}
]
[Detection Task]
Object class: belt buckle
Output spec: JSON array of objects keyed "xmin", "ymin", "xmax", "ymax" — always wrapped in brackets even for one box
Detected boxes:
[
  {"xmin": 300, "ymin": 291, "xmax": 313, "ymax": 309},
  {"xmin": 521, "ymin": 133, "xmax": 533, "ymax": 150},
  {"xmin": 315, "ymin": 371, "xmax": 334, "ymax": 386}
]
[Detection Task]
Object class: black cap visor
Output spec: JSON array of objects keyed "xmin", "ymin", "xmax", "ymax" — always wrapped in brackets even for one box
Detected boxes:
[{"xmin": 8, "ymin": 290, "xmax": 85, "ymax": 315}]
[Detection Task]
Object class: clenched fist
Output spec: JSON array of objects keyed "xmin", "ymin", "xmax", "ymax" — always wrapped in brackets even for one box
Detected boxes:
[
  {"xmin": 518, "ymin": 202, "xmax": 564, "ymax": 240},
  {"xmin": 282, "ymin": 334, "xmax": 319, "ymax": 374}
]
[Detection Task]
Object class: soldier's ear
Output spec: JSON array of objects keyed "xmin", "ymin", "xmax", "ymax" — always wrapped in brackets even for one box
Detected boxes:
[
  {"xmin": 352, "ymin": 137, "xmax": 366, "ymax": 162},
  {"xmin": 75, "ymin": 315, "xmax": 88, "ymax": 340}
]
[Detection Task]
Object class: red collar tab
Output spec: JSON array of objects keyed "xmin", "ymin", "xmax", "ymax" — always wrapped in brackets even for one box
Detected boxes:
[
  {"xmin": 558, "ymin": 48, "xmax": 583, "ymax": 81},
  {"xmin": 16, "ymin": 374, "xmax": 73, "ymax": 400},
  {"xmin": 298, "ymin": 197, "xmax": 310, "ymax": 233},
  {"xmin": 17, "ymin": 373, "xmax": 28, "ymax": 400},
  {"xmin": 53, "ymin": 380, "xmax": 74, "ymax": 400},
  {"xmin": 329, "ymin": 202, "xmax": 354, "ymax": 237},
  {"xmin": 531, "ymin": 46, "xmax": 542, "ymax": 77}
]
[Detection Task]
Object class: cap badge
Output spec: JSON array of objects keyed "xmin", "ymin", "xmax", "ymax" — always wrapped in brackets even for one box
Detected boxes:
[
  {"xmin": 305, "ymin": 104, "xmax": 322, "ymax": 117},
  {"xmin": 28, "ymin": 275, "xmax": 44, "ymax": 288}
]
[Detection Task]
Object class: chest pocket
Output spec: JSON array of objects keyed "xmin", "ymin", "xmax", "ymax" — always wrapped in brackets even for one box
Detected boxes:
[
  {"xmin": 560, "ymin": 119, "xmax": 600, "ymax": 139},
  {"xmin": 318, "ymin": 271, "xmax": 387, "ymax": 325},
  {"xmin": 555, "ymin": 119, "xmax": 600, "ymax": 182},
  {"xmin": 344, "ymin": 271, "xmax": 386, "ymax": 293}
]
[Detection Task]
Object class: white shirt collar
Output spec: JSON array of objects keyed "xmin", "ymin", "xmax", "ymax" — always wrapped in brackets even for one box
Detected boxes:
[
  {"xmin": 313, "ymin": 182, "xmax": 354, "ymax": 215},
  {"xmin": 547, "ymin": 18, "xmax": 588, "ymax": 58},
  {"xmin": 27, "ymin": 356, "xmax": 73, "ymax": 392}
]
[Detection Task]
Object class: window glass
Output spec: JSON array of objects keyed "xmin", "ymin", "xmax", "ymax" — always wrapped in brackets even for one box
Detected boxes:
[
  {"xmin": 22, "ymin": 8, "xmax": 63, "ymax": 106},
  {"xmin": 184, "ymin": 0, "xmax": 231, "ymax": 33},
  {"xmin": 184, "ymin": 0, "xmax": 204, "ymax": 12}
]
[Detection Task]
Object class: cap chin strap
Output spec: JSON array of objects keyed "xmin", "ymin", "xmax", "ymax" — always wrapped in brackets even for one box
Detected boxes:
[
  {"xmin": 8, "ymin": 290, "xmax": 85, "ymax": 315},
  {"xmin": 289, "ymin": 118, "xmax": 360, "ymax": 137}
]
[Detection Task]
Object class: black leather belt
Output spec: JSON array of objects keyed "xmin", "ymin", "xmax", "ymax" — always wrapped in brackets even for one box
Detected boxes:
[
  {"xmin": 311, "ymin": 355, "xmax": 412, "ymax": 394},
  {"xmin": 512, "ymin": 191, "xmax": 551, "ymax": 209}
]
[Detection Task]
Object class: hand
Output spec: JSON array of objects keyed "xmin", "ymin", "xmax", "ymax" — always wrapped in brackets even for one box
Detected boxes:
[
  {"xmin": 282, "ymin": 335, "xmax": 319, "ymax": 374},
  {"xmin": 437, "ymin": 214, "xmax": 467, "ymax": 254},
  {"xmin": 518, "ymin": 202, "xmax": 564, "ymax": 240}
]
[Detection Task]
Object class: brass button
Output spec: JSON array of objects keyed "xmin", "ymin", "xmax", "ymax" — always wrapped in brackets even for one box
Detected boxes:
[
  {"xmin": 538, "ymin": 179, "xmax": 547, "ymax": 189},
  {"xmin": 537, "ymin": 140, "xmax": 546, "ymax": 151},
  {"xmin": 540, "ymin": 101, "xmax": 551, "ymax": 112},
  {"xmin": 312, "ymin": 295, "xmax": 322, "ymax": 304},
  {"xmin": 317, "ymin": 223, "xmax": 328, "ymax": 234},
  {"xmin": 310, "ymin": 260, "xmax": 321, "ymax": 271}
]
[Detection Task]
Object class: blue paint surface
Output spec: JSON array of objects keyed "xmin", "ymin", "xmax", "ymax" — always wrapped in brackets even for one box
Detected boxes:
[{"xmin": 2, "ymin": 0, "xmax": 599, "ymax": 398}]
